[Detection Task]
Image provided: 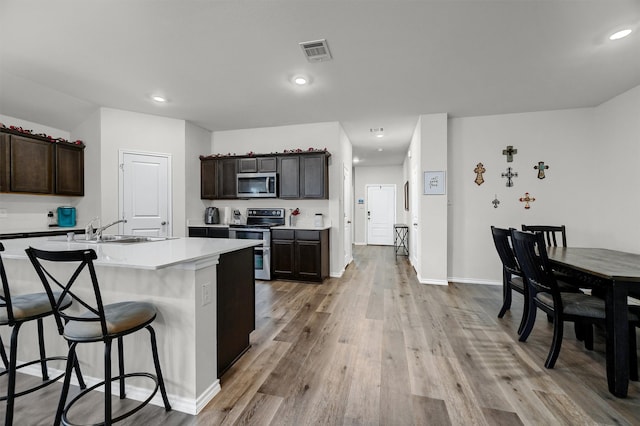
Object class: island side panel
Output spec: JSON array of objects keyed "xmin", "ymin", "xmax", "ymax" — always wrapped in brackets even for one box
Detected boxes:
[
  {"xmin": 0, "ymin": 257, "xmax": 201, "ymax": 411},
  {"xmin": 216, "ymin": 246, "xmax": 256, "ymax": 378}
]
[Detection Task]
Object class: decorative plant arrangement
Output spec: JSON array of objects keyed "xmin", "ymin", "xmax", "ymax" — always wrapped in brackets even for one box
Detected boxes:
[
  {"xmin": 289, "ymin": 208, "xmax": 300, "ymax": 226},
  {"xmin": 0, "ymin": 122, "xmax": 85, "ymax": 146}
]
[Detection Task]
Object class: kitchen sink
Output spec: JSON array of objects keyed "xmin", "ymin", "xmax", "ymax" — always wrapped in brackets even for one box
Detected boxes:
[{"xmin": 49, "ymin": 235, "xmax": 174, "ymax": 244}]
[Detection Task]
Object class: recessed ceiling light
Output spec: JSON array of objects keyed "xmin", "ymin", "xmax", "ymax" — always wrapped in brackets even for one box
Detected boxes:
[
  {"xmin": 353, "ymin": 157, "xmax": 360, "ymax": 163},
  {"xmin": 293, "ymin": 76, "xmax": 308, "ymax": 85},
  {"xmin": 152, "ymin": 95, "xmax": 167, "ymax": 103},
  {"xmin": 376, "ymin": 134, "xmax": 384, "ymax": 138},
  {"xmin": 609, "ymin": 29, "xmax": 632, "ymax": 40},
  {"xmin": 378, "ymin": 148, "xmax": 383, "ymax": 152}
]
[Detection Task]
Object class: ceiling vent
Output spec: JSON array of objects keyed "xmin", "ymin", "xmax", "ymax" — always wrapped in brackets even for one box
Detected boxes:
[{"xmin": 299, "ymin": 39, "xmax": 332, "ymax": 62}]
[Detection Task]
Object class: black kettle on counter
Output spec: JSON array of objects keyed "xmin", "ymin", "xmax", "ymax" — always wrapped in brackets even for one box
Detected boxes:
[{"xmin": 204, "ymin": 207, "xmax": 220, "ymax": 224}]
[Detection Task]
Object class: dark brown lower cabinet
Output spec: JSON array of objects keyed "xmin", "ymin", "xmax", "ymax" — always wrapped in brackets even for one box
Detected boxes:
[
  {"xmin": 216, "ymin": 246, "xmax": 255, "ymax": 377},
  {"xmin": 188, "ymin": 226, "xmax": 229, "ymax": 238},
  {"xmin": 271, "ymin": 229, "xmax": 329, "ymax": 282}
]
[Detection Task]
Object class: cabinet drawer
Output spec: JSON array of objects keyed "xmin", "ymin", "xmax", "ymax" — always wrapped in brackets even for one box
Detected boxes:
[
  {"xmin": 295, "ymin": 230, "xmax": 321, "ymax": 241},
  {"xmin": 272, "ymin": 229, "xmax": 294, "ymax": 240}
]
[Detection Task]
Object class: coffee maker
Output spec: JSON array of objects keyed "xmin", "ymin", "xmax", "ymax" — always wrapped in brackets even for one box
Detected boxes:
[{"xmin": 204, "ymin": 207, "xmax": 220, "ymax": 224}]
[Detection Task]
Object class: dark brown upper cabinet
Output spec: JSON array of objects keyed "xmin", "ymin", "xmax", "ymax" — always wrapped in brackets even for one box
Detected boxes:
[
  {"xmin": 0, "ymin": 134, "xmax": 9, "ymax": 192},
  {"xmin": 55, "ymin": 143, "xmax": 84, "ymax": 196},
  {"xmin": 217, "ymin": 158, "xmax": 238, "ymax": 199},
  {"xmin": 9, "ymin": 134, "xmax": 55, "ymax": 194},
  {"xmin": 300, "ymin": 154, "xmax": 329, "ymax": 199},
  {"xmin": 238, "ymin": 157, "xmax": 277, "ymax": 173},
  {"xmin": 1, "ymin": 130, "xmax": 85, "ymax": 196},
  {"xmin": 200, "ymin": 151, "xmax": 329, "ymax": 200},
  {"xmin": 200, "ymin": 158, "xmax": 218, "ymax": 199},
  {"xmin": 278, "ymin": 156, "xmax": 300, "ymax": 199}
]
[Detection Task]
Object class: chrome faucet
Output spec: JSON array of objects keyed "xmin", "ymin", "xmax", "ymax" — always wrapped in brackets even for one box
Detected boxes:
[
  {"xmin": 95, "ymin": 219, "xmax": 127, "ymax": 241},
  {"xmin": 85, "ymin": 217, "xmax": 100, "ymax": 240}
]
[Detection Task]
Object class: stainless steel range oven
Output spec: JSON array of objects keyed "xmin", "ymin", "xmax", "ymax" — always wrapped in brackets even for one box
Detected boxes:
[{"xmin": 228, "ymin": 208, "xmax": 285, "ymax": 280}]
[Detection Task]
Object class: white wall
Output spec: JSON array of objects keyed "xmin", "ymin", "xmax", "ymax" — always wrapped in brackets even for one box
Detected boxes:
[
  {"xmin": 212, "ymin": 121, "xmax": 352, "ymax": 276},
  {"xmin": 185, "ymin": 122, "xmax": 213, "ymax": 234},
  {"xmin": 419, "ymin": 114, "xmax": 448, "ymax": 284},
  {"xmin": 99, "ymin": 108, "xmax": 188, "ymax": 237},
  {"xmin": 591, "ymin": 84, "xmax": 640, "ymax": 254},
  {"xmin": 71, "ymin": 109, "xmax": 102, "ymax": 227},
  {"xmin": 353, "ymin": 165, "xmax": 404, "ymax": 244},
  {"xmin": 446, "ymin": 98, "xmax": 636, "ymax": 284},
  {"xmin": 0, "ymin": 114, "xmax": 81, "ymax": 233}
]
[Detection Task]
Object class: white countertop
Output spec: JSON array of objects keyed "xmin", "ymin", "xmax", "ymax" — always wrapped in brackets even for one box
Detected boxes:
[
  {"xmin": 271, "ymin": 225, "xmax": 331, "ymax": 231},
  {"xmin": 0, "ymin": 236, "xmax": 260, "ymax": 270}
]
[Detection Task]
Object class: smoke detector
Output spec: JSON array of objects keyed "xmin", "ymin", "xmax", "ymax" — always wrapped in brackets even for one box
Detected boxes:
[{"xmin": 299, "ymin": 39, "xmax": 332, "ymax": 62}]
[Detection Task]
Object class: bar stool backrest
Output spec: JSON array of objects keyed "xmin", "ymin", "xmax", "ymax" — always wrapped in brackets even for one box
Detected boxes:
[
  {"xmin": 25, "ymin": 247, "xmax": 110, "ymax": 339},
  {"xmin": 0, "ymin": 242, "xmax": 17, "ymax": 325}
]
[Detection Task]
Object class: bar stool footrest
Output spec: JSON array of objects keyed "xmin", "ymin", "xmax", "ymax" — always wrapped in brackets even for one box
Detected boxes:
[
  {"xmin": 0, "ymin": 355, "xmax": 67, "ymax": 401},
  {"xmin": 61, "ymin": 372, "xmax": 160, "ymax": 426}
]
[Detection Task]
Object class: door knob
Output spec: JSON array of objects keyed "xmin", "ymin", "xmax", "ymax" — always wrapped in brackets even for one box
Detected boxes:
[{"xmin": 161, "ymin": 221, "xmax": 167, "ymax": 225}]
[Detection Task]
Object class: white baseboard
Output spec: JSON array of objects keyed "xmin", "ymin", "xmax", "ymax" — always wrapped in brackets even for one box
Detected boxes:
[
  {"xmin": 353, "ymin": 242, "xmax": 366, "ymax": 246},
  {"xmin": 19, "ymin": 363, "xmax": 218, "ymax": 415},
  {"xmin": 416, "ymin": 276, "xmax": 449, "ymax": 286},
  {"xmin": 448, "ymin": 277, "xmax": 502, "ymax": 286}
]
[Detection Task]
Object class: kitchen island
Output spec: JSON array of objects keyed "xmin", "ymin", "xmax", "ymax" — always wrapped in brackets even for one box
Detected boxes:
[{"xmin": 0, "ymin": 236, "xmax": 260, "ymax": 415}]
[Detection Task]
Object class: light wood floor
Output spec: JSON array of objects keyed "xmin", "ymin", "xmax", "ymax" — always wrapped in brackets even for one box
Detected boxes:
[{"xmin": 2, "ymin": 245, "xmax": 640, "ymax": 425}]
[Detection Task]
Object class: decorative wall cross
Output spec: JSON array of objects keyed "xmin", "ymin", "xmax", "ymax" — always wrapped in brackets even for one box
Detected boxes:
[
  {"xmin": 534, "ymin": 161, "xmax": 549, "ymax": 179},
  {"xmin": 492, "ymin": 195, "xmax": 500, "ymax": 208},
  {"xmin": 474, "ymin": 163, "xmax": 486, "ymax": 186},
  {"xmin": 502, "ymin": 145, "xmax": 518, "ymax": 162},
  {"xmin": 501, "ymin": 167, "xmax": 518, "ymax": 187},
  {"xmin": 519, "ymin": 192, "xmax": 536, "ymax": 209}
]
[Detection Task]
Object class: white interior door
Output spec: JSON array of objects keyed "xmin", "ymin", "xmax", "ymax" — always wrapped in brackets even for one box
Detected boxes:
[
  {"xmin": 343, "ymin": 164, "xmax": 352, "ymax": 266},
  {"xmin": 366, "ymin": 184, "xmax": 395, "ymax": 246},
  {"xmin": 120, "ymin": 151, "xmax": 171, "ymax": 237}
]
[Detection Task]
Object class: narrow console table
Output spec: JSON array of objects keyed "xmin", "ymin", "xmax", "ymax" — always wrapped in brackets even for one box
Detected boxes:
[{"xmin": 393, "ymin": 224, "xmax": 409, "ymax": 257}]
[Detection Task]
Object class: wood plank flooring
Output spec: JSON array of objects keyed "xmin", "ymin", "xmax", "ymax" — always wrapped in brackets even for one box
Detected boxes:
[{"xmin": 2, "ymin": 245, "xmax": 640, "ymax": 425}]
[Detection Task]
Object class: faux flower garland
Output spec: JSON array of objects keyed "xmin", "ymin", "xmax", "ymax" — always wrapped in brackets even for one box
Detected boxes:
[
  {"xmin": 0, "ymin": 122, "xmax": 84, "ymax": 146},
  {"xmin": 200, "ymin": 147, "xmax": 328, "ymax": 159}
]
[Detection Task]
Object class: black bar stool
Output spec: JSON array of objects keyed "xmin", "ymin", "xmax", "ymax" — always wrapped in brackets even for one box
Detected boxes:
[
  {"xmin": 26, "ymin": 246, "xmax": 171, "ymax": 425},
  {"xmin": 0, "ymin": 242, "xmax": 86, "ymax": 426}
]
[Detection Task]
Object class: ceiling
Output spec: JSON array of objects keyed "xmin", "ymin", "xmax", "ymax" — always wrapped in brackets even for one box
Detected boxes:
[{"xmin": 1, "ymin": 1, "xmax": 639, "ymax": 166}]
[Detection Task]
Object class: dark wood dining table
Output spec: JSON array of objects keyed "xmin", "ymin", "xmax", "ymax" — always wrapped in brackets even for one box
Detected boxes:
[{"xmin": 546, "ymin": 247, "xmax": 640, "ymax": 398}]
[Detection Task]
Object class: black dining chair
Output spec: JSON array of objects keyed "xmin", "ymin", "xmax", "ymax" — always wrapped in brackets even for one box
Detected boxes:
[
  {"xmin": 491, "ymin": 227, "xmax": 529, "ymax": 334},
  {"xmin": 26, "ymin": 246, "xmax": 171, "ymax": 425},
  {"xmin": 492, "ymin": 227, "xmax": 584, "ymax": 342},
  {"xmin": 1, "ymin": 242, "xmax": 85, "ymax": 426},
  {"xmin": 510, "ymin": 229, "xmax": 639, "ymax": 376},
  {"xmin": 521, "ymin": 224, "xmax": 567, "ymax": 247}
]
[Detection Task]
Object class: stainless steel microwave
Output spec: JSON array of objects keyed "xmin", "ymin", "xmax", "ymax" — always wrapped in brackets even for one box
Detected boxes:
[{"xmin": 236, "ymin": 172, "xmax": 278, "ymax": 198}]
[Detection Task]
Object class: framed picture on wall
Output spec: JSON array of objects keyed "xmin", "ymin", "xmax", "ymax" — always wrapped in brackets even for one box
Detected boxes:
[
  {"xmin": 424, "ymin": 171, "xmax": 446, "ymax": 195},
  {"xmin": 404, "ymin": 181, "xmax": 409, "ymax": 211}
]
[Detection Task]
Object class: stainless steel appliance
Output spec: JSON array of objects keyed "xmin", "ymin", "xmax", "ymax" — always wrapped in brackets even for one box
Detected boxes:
[
  {"xmin": 228, "ymin": 208, "xmax": 285, "ymax": 280},
  {"xmin": 204, "ymin": 207, "xmax": 219, "ymax": 224},
  {"xmin": 236, "ymin": 172, "xmax": 278, "ymax": 198}
]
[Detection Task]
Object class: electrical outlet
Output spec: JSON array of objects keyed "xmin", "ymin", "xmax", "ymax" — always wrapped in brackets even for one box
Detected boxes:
[
  {"xmin": 201, "ymin": 283, "xmax": 212, "ymax": 306},
  {"xmin": 0, "ymin": 208, "xmax": 7, "ymax": 218}
]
